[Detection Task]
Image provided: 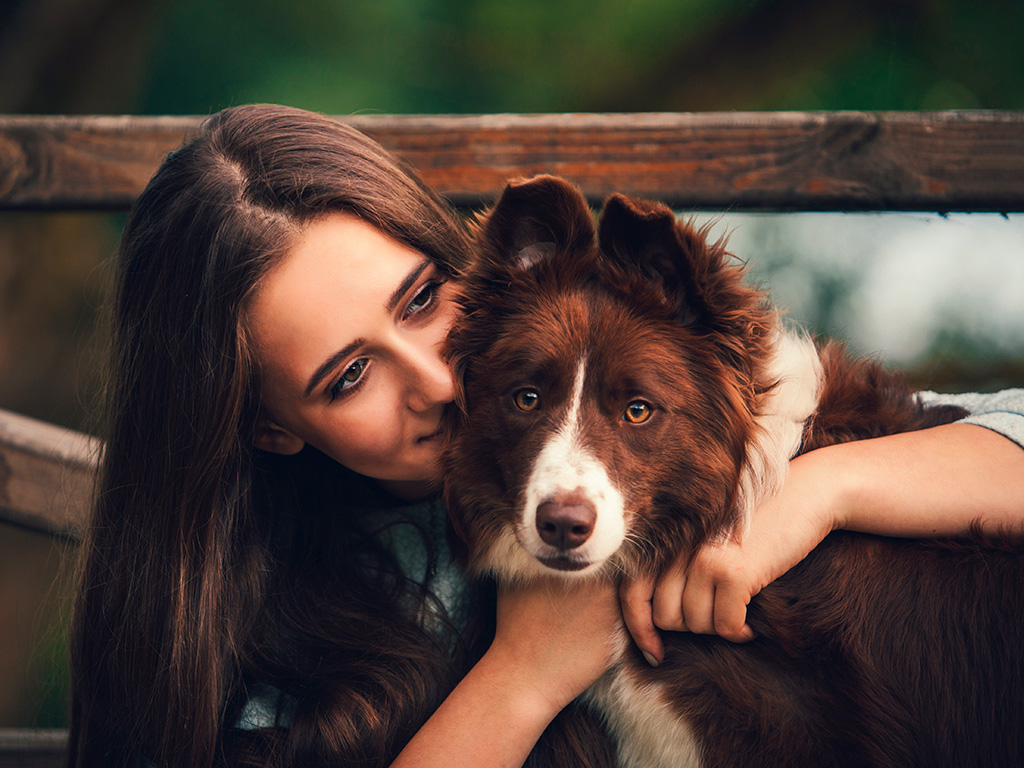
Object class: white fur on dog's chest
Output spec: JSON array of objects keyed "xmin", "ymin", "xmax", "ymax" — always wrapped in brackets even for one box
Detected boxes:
[{"xmin": 582, "ymin": 629, "xmax": 704, "ymax": 768}]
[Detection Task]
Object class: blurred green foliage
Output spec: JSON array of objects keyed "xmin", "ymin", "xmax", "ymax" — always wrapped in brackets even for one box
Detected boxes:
[{"xmin": 131, "ymin": 0, "xmax": 1024, "ymax": 115}]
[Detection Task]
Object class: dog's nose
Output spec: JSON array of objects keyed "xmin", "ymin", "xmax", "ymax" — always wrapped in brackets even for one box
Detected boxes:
[{"xmin": 536, "ymin": 500, "xmax": 596, "ymax": 550}]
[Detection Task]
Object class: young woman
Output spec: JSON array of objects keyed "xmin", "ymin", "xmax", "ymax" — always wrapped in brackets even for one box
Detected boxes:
[{"xmin": 67, "ymin": 103, "xmax": 1024, "ymax": 768}]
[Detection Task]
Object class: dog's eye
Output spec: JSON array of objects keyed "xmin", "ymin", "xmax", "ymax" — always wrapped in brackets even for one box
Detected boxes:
[
  {"xmin": 514, "ymin": 389, "xmax": 540, "ymax": 411},
  {"xmin": 623, "ymin": 401, "xmax": 652, "ymax": 424}
]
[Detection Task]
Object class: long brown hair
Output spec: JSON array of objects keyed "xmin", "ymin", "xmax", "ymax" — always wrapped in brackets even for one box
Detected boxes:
[{"xmin": 67, "ymin": 104, "xmax": 477, "ymax": 768}]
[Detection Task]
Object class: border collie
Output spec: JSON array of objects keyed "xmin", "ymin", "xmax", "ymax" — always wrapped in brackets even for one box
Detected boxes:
[{"xmin": 443, "ymin": 175, "xmax": 1024, "ymax": 768}]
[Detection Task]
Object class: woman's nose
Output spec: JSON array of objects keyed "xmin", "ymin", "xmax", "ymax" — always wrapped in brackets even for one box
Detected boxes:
[{"xmin": 406, "ymin": 345, "xmax": 456, "ymax": 412}]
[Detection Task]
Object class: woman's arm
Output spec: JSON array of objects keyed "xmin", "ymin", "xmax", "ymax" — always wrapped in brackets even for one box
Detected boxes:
[
  {"xmin": 622, "ymin": 389, "xmax": 1024, "ymax": 661},
  {"xmin": 391, "ymin": 577, "xmax": 619, "ymax": 768}
]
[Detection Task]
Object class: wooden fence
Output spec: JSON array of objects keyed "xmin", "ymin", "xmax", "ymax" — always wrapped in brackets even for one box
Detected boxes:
[{"xmin": 1, "ymin": 110, "xmax": 1023, "ymax": 765}]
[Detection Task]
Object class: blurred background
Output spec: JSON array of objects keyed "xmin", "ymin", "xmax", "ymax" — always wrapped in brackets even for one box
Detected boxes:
[{"xmin": 1, "ymin": 0, "xmax": 1023, "ymax": 728}]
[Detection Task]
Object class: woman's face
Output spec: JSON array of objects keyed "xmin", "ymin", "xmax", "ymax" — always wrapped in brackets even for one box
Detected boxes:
[{"xmin": 247, "ymin": 212, "xmax": 459, "ymax": 499}]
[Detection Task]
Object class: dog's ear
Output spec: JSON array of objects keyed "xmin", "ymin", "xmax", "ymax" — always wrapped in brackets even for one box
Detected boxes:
[
  {"xmin": 597, "ymin": 193, "xmax": 713, "ymax": 325},
  {"xmin": 475, "ymin": 175, "xmax": 595, "ymax": 272}
]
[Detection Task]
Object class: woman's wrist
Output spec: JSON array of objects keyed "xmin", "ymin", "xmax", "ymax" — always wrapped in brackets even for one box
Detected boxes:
[
  {"xmin": 476, "ymin": 640, "xmax": 570, "ymax": 723},
  {"xmin": 783, "ymin": 445, "xmax": 850, "ymax": 537}
]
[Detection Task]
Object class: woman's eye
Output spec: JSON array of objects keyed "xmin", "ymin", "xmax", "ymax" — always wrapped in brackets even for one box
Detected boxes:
[
  {"xmin": 623, "ymin": 400, "xmax": 652, "ymax": 424},
  {"xmin": 330, "ymin": 358, "xmax": 368, "ymax": 401},
  {"xmin": 514, "ymin": 389, "xmax": 540, "ymax": 411},
  {"xmin": 405, "ymin": 280, "xmax": 444, "ymax": 318}
]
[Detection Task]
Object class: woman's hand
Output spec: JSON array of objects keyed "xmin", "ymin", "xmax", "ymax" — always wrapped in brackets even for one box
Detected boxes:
[{"xmin": 620, "ymin": 447, "xmax": 842, "ymax": 663}]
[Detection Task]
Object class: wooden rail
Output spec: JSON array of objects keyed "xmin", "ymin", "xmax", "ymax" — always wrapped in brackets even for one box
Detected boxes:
[
  {"xmin": 0, "ymin": 408, "xmax": 97, "ymax": 540},
  {"xmin": 2, "ymin": 111, "xmax": 1024, "ymax": 212},
  {"xmin": 0, "ymin": 728, "xmax": 67, "ymax": 768}
]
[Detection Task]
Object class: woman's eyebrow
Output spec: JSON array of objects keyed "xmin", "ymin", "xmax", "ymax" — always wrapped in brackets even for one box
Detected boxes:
[
  {"xmin": 305, "ymin": 338, "xmax": 366, "ymax": 398},
  {"xmin": 386, "ymin": 259, "xmax": 430, "ymax": 313}
]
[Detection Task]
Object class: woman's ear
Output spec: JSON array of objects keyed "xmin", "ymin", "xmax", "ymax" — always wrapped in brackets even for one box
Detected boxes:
[{"xmin": 253, "ymin": 420, "xmax": 305, "ymax": 455}]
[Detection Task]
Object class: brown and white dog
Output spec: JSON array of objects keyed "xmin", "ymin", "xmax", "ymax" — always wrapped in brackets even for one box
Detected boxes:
[{"xmin": 443, "ymin": 175, "xmax": 1024, "ymax": 768}]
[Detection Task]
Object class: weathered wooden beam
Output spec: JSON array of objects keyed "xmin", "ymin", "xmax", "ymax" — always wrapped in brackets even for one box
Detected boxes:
[
  {"xmin": 0, "ymin": 728, "xmax": 67, "ymax": 768},
  {"xmin": 0, "ymin": 114, "xmax": 194, "ymax": 211},
  {"xmin": 0, "ymin": 408, "xmax": 97, "ymax": 540},
  {"xmin": 1, "ymin": 111, "xmax": 1023, "ymax": 211}
]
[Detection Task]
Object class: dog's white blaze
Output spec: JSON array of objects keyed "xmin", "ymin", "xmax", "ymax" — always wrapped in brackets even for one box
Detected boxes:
[
  {"xmin": 583, "ymin": 630, "xmax": 703, "ymax": 768},
  {"xmin": 730, "ymin": 328, "xmax": 823, "ymax": 536},
  {"xmin": 512, "ymin": 358, "xmax": 627, "ymax": 573}
]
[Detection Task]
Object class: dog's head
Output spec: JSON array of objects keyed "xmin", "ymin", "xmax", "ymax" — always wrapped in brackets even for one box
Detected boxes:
[{"xmin": 443, "ymin": 175, "xmax": 793, "ymax": 583}]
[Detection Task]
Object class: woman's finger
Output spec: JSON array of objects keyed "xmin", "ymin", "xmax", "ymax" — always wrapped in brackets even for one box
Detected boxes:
[
  {"xmin": 619, "ymin": 574, "xmax": 664, "ymax": 667},
  {"xmin": 651, "ymin": 562, "xmax": 687, "ymax": 633},
  {"xmin": 713, "ymin": 580, "xmax": 758, "ymax": 643},
  {"xmin": 680, "ymin": 565, "xmax": 717, "ymax": 635}
]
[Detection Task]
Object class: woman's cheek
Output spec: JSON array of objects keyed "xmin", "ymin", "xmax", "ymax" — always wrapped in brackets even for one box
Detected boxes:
[{"xmin": 330, "ymin": 396, "xmax": 404, "ymax": 467}]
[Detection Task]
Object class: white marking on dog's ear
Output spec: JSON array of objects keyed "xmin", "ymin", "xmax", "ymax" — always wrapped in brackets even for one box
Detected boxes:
[
  {"xmin": 731, "ymin": 328, "xmax": 822, "ymax": 535},
  {"xmin": 478, "ymin": 176, "xmax": 595, "ymax": 271},
  {"xmin": 514, "ymin": 241, "xmax": 556, "ymax": 270}
]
